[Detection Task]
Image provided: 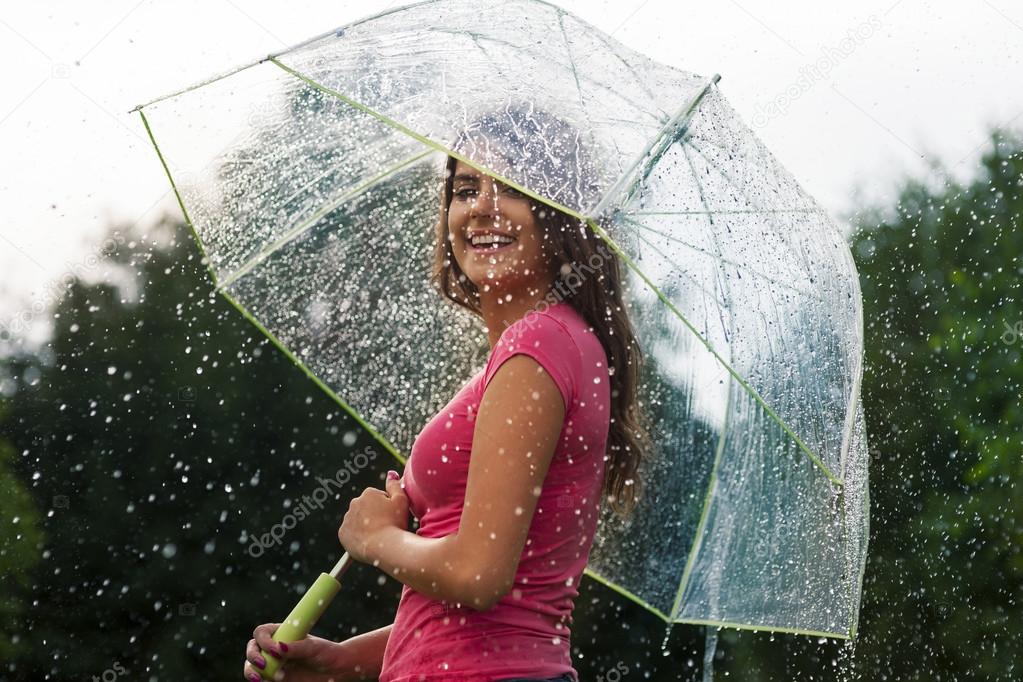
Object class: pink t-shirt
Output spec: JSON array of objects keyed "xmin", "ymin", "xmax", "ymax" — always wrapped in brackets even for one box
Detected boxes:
[{"xmin": 379, "ymin": 301, "xmax": 611, "ymax": 682}]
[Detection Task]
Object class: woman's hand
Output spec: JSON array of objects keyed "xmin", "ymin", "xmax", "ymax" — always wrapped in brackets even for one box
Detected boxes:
[
  {"xmin": 338, "ymin": 471, "xmax": 409, "ymax": 564},
  {"xmin": 242, "ymin": 623, "xmax": 342, "ymax": 682}
]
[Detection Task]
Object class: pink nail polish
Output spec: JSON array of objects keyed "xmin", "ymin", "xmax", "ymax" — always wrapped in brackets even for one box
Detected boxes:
[
  {"xmin": 249, "ymin": 674, "xmax": 260, "ymax": 682},
  {"xmin": 279, "ymin": 642, "xmax": 289, "ymax": 652}
]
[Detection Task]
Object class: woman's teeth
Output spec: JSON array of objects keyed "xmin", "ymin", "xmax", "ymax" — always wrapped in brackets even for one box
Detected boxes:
[{"xmin": 469, "ymin": 234, "xmax": 516, "ymax": 250}]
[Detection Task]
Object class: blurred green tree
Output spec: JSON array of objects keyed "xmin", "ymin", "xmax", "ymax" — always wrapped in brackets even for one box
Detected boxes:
[
  {"xmin": 0, "ymin": 219, "xmax": 397, "ymax": 679},
  {"xmin": 0, "ymin": 424, "xmax": 44, "ymax": 664}
]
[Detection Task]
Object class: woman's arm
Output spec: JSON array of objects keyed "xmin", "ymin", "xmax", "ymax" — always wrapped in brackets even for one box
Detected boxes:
[
  {"xmin": 331, "ymin": 623, "xmax": 392, "ymax": 680},
  {"xmin": 362, "ymin": 354, "xmax": 566, "ymax": 610}
]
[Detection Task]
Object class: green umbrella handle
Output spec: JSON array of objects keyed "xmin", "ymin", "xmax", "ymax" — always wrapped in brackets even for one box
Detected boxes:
[{"xmin": 259, "ymin": 553, "xmax": 352, "ymax": 680}]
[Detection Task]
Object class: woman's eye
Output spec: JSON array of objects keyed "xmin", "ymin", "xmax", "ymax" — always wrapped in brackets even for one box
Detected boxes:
[
  {"xmin": 503, "ymin": 186, "xmax": 525, "ymax": 198},
  {"xmin": 454, "ymin": 187, "xmax": 476, "ymax": 199}
]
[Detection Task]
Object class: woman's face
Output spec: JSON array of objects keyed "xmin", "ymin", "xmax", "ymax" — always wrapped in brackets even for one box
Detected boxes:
[{"xmin": 447, "ymin": 159, "xmax": 556, "ymax": 298}]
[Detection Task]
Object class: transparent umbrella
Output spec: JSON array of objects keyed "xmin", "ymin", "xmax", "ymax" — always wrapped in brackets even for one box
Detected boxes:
[{"xmin": 132, "ymin": 0, "xmax": 870, "ymax": 668}]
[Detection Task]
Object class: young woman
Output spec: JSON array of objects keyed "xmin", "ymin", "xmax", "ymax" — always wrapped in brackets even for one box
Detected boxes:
[{"xmin": 243, "ymin": 109, "xmax": 650, "ymax": 682}]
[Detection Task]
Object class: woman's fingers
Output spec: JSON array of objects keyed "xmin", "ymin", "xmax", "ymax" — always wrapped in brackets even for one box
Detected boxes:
[
  {"xmin": 252, "ymin": 623, "xmax": 284, "ymax": 659},
  {"xmin": 242, "ymin": 660, "xmax": 263, "ymax": 681},
  {"xmin": 245, "ymin": 638, "xmax": 268, "ymax": 669}
]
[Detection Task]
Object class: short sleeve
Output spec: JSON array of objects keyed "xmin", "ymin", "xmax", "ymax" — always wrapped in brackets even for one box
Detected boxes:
[{"xmin": 482, "ymin": 312, "xmax": 581, "ymax": 412}]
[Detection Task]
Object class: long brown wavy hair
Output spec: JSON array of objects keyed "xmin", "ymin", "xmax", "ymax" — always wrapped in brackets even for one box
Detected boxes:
[{"xmin": 428, "ymin": 107, "xmax": 652, "ymax": 519}]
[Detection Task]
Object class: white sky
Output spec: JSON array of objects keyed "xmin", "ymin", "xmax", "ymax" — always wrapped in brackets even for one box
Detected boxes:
[{"xmin": 1, "ymin": 0, "xmax": 1021, "ymax": 335}]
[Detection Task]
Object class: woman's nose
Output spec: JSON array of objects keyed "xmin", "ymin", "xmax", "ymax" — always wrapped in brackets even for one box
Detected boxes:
[{"xmin": 469, "ymin": 182, "xmax": 497, "ymax": 218}]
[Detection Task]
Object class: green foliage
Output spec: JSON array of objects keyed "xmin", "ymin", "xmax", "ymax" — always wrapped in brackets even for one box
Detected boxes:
[
  {"xmin": 0, "ymin": 219, "xmax": 399, "ymax": 679},
  {"xmin": 0, "ymin": 431, "xmax": 44, "ymax": 663},
  {"xmin": 851, "ymin": 130, "xmax": 1022, "ymax": 679}
]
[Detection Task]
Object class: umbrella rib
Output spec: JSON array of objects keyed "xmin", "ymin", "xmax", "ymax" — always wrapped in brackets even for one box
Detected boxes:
[
  {"xmin": 683, "ymin": 139, "xmax": 831, "ymax": 328},
  {"xmin": 219, "ymin": 289, "xmax": 406, "ymax": 465},
  {"xmin": 555, "ymin": 9, "xmax": 672, "ymax": 123},
  {"xmin": 686, "ymin": 138, "xmax": 837, "ymax": 480},
  {"xmin": 216, "ymin": 148, "xmax": 433, "ymax": 292},
  {"xmin": 684, "ymin": 131, "xmax": 783, "ymax": 167},
  {"xmin": 684, "ymin": 140, "xmax": 808, "ymax": 259},
  {"xmin": 836, "ymin": 260, "xmax": 868, "ymax": 637},
  {"xmin": 557, "ymin": 11, "xmax": 587, "ymax": 111},
  {"xmin": 849, "ymin": 467, "xmax": 870, "ymax": 639},
  {"xmin": 666, "ymin": 144, "xmax": 741, "ymax": 620},
  {"xmin": 139, "ymin": 103, "xmax": 408, "ymax": 469},
  {"xmin": 582, "ymin": 566, "xmax": 673, "ymax": 622},
  {"xmin": 670, "ymin": 375, "xmax": 733, "ymax": 620},
  {"xmin": 590, "ymin": 74, "xmax": 721, "ymax": 220},
  {"xmin": 683, "ymin": 137, "xmax": 859, "ymax": 421},
  {"xmin": 679, "ymin": 141, "xmax": 737, "ymax": 348},
  {"xmin": 426, "ymin": 28, "xmax": 665, "ymax": 127},
  {"xmin": 584, "ymin": 217, "xmax": 842, "ymax": 486},
  {"xmin": 581, "ymin": 565, "xmax": 850, "ymax": 638},
  {"xmin": 630, "ymin": 232, "xmax": 728, "ymax": 312},
  {"xmin": 622, "ymin": 218, "xmax": 824, "ymax": 302},
  {"xmin": 128, "ymin": 0, "xmax": 448, "ymax": 113},
  {"xmin": 555, "ymin": 9, "xmax": 634, "ymax": 189},
  {"xmin": 266, "ymin": 57, "xmax": 596, "ymax": 227},
  {"xmin": 554, "ymin": 17, "xmax": 599, "ymax": 208},
  {"xmin": 582, "ymin": 21, "xmax": 672, "ymax": 118},
  {"xmin": 464, "ymin": 33, "xmax": 512, "ymax": 81},
  {"xmin": 137, "ymin": 109, "xmax": 216, "ymax": 286},
  {"xmin": 276, "ymin": 159, "xmax": 353, "ymax": 213},
  {"xmin": 837, "ymin": 247, "xmax": 866, "ymax": 486},
  {"xmin": 673, "ymin": 617, "xmax": 853, "ymax": 640},
  {"xmin": 588, "ymin": 116, "xmax": 657, "ymax": 129},
  {"xmin": 628, "ymin": 208, "xmax": 819, "ymax": 216}
]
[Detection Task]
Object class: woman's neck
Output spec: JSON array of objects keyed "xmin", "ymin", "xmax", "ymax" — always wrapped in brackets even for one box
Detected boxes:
[{"xmin": 478, "ymin": 276, "xmax": 559, "ymax": 349}]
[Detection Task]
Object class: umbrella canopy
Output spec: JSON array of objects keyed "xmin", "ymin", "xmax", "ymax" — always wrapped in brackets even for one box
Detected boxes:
[{"xmin": 133, "ymin": 0, "xmax": 869, "ymax": 640}]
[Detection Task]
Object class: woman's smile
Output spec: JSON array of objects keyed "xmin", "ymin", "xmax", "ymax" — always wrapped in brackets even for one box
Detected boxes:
[{"xmin": 466, "ymin": 228, "xmax": 519, "ymax": 255}]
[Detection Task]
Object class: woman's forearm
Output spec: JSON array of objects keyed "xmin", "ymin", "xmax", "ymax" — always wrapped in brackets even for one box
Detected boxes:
[
  {"xmin": 368, "ymin": 527, "xmax": 487, "ymax": 608},
  {"xmin": 332, "ymin": 623, "xmax": 392, "ymax": 680}
]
